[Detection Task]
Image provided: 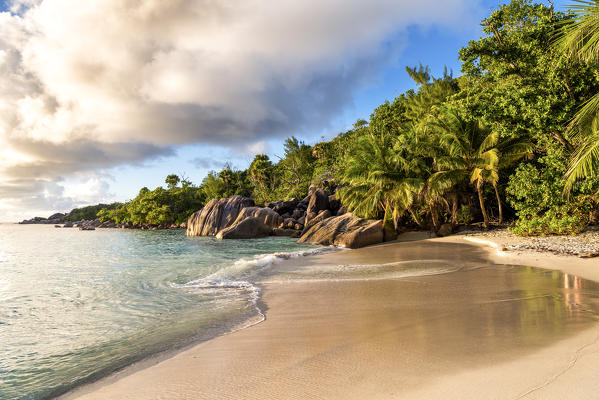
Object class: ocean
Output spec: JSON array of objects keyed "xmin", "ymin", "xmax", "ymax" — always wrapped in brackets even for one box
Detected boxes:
[{"xmin": 0, "ymin": 224, "xmax": 325, "ymax": 399}]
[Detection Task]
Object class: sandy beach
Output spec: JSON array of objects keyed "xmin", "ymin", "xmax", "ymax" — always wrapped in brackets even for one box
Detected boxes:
[{"xmin": 61, "ymin": 234, "xmax": 599, "ymax": 400}]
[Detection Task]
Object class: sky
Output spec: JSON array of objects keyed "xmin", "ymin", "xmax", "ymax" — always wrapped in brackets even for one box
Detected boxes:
[{"xmin": 0, "ymin": 0, "xmax": 570, "ymax": 221}]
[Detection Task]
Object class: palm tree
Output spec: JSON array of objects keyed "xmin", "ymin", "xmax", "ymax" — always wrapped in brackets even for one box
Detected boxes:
[
  {"xmin": 339, "ymin": 126, "xmax": 425, "ymax": 230},
  {"xmin": 555, "ymin": 1, "xmax": 599, "ymax": 187},
  {"xmin": 429, "ymin": 108, "xmax": 532, "ymax": 227}
]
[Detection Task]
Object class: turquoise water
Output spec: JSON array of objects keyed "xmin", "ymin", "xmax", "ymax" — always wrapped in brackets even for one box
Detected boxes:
[{"xmin": 0, "ymin": 224, "xmax": 318, "ymax": 399}]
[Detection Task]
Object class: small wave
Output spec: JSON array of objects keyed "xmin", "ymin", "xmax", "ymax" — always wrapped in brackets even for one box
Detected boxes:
[{"xmin": 176, "ymin": 246, "xmax": 341, "ymax": 290}]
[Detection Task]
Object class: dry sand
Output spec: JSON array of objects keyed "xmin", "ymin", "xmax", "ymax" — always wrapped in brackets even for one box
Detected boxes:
[{"xmin": 62, "ymin": 234, "xmax": 599, "ymax": 400}]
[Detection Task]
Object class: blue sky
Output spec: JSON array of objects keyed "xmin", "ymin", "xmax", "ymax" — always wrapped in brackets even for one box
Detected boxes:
[{"xmin": 0, "ymin": 0, "xmax": 571, "ymax": 220}]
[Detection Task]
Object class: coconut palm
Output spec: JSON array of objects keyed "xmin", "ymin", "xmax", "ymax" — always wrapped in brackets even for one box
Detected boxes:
[
  {"xmin": 429, "ymin": 107, "xmax": 532, "ymax": 227},
  {"xmin": 339, "ymin": 126, "xmax": 426, "ymax": 230},
  {"xmin": 555, "ymin": 1, "xmax": 599, "ymax": 187}
]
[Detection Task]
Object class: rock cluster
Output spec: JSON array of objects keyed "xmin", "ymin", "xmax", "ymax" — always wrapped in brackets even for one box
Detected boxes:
[
  {"xmin": 52, "ymin": 219, "xmax": 184, "ymax": 230},
  {"xmin": 20, "ymin": 213, "xmax": 66, "ymax": 225},
  {"xmin": 186, "ymin": 191, "xmax": 387, "ymax": 249}
]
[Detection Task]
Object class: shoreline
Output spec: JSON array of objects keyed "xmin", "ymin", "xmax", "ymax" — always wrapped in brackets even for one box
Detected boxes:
[{"xmin": 61, "ymin": 232, "xmax": 599, "ymax": 400}]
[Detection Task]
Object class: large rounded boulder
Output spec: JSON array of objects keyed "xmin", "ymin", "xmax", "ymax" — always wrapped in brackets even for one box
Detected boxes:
[
  {"xmin": 186, "ymin": 195, "xmax": 255, "ymax": 237},
  {"xmin": 298, "ymin": 213, "xmax": 384, "ymax": 249},
  {"xmin": 216, "ymin": 217, "xmax": 272, "ymax": 239},
  {"xmin": 235, "ymin": 207, "xmax": 283, "ymax": 229}
]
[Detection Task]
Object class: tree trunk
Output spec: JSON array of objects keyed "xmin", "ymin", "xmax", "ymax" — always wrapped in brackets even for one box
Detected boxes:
[
  {"xmin": 429, "ymin": 203, "xmax": 440, "ymax": 230},
  {"xmin": 493, "ymin": 182, "xmax": 503, "ymax": 225},
  {"xmin": 476, "ymin": 180, "xmax": 489, "ymax": 228},
  {"xmin": 449, "ymin": 192, "xmax": 459, "ymax": 225}
]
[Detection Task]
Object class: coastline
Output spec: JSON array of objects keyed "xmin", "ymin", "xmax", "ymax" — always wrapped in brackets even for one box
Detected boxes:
[{"xmin": 61, "ymin": 232, "xmax": 599, "ymax": 400}]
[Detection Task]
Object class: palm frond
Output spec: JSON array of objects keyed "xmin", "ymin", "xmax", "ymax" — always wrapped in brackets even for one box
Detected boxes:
[{"xmin": 555, "ymin": 1, "xmax": 599, "ymax": 63}]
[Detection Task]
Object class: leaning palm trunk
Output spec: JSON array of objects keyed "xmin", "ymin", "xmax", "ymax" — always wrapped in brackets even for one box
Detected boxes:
[
  {"xmin": 448, "ymin": 191, "xmax": 459, "ymax": 225},
  {"xmin": 408, "ymin": 206, "xmax": 425, "ymax": 228},
  {"xmin": 429, "ymin": 203, "xmax": 440, "ymax": 230},
  {"xmin": 493, "ymin": 182, "xmax": 503, "ymax": 224},
  {"xmin": 476, "ymin": 180, "xmax": 489, "ymax": 228}
]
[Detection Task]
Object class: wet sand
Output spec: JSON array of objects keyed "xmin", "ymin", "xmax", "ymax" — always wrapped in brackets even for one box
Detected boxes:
[{"xmin": 63, "ymin": 236, "xmax": 599, "ymax": 400}]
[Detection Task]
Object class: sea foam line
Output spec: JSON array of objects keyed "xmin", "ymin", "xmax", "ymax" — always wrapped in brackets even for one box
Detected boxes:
[
  {"xmin": 171, "ymin": 246, "xmax": 343, "ymax": 334},
  {"xmin": 175, "ymin": 245, "xmax": 342, "ymax": 289}
]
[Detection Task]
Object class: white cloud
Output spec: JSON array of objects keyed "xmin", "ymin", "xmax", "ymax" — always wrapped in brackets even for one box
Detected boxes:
[{"xmin": 0, "ymin": 0, "xmax": 481, "ymax": 219}]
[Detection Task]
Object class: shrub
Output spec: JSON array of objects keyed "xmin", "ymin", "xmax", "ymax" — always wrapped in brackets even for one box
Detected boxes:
[{"xmin": 510, "ymin": 197, "xmax": 595, "ymax": 236}]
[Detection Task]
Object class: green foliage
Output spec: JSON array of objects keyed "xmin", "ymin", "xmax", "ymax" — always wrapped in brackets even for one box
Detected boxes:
[
  {"xmin": 554, "ymin": 1, "xmax": 599, "ymax": 188},
  {"xmin": 165, "ymin": 174, "xmax": 180, "ymax": 189},
  {"xmin": 457, "ymin": 205, "xmax": 472, "ymax": 224},
  {"xmin": 506, "ymin": 153, "xmax": 567, "ymax": 216},
  {"xmin": 64, "ymin": 203, "xmax": 121, "ymax": 222},
  {"xmin": 339, "ymin": 126, "xmax": 424, "ymax": 228},
  {"xmin": 507, "ymin": 145, "xmax": 599, "ymax": 215},
  {"xmin": 248, "ymin": 154, "xmax": 275, "ymax": 204},
  {"xmin": 275, "ymin": 137, "xmax": 316, "ymax": 199},
  {"xmin": 510, "ymin": 198, "xmax": 594, "ymax": 236},
  {"xmin": 98, "ymin": 176, "xmax": 204, "ymax": 226}
]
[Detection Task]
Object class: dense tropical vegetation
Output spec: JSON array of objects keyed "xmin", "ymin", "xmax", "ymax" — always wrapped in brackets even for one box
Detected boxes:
[{"xmin": 81, "ymin": 1, "xmax": 599, "ymax": 235}]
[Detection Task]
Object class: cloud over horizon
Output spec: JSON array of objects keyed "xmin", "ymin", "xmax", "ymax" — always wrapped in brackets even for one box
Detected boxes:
[{"xmin": 0, "ymin": 0, "xmax": 480, "ymax": 219}]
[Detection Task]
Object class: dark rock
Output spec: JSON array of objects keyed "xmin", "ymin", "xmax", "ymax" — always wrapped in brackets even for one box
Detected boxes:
[
  {"xmin": 383, "ymin": 225, "xmax": 397, "ymax": 242},
  {"xmin": 306, "ymin": 190, "xmax": 329, "ymax": 225},
  {"xmin": 298, "ymin": 216, "xmax": 306, "ymax": 226},
  {"xmin": 48, "ymin": 213, "xmax": 65, "ymax": 220},
  {"xmin": 283, "ymin": 218, "xmax": 295, "ymax": 229},
  {"xmin": 63, "ymin": 221, "xmax": 74, "ymax": 228},
  {"xmin": 272, "ymin": 228, "xmax": 301, "ymax": 237},
  {"xmin": 292, "ymin": 209, "xmax": 304, "ymax": 220},
  {"xmin": 79, "ymin": 225, "xmax": 96, "ymax": 231},
  {"xmin": 437, "ymin": 223, "xmax": 453, "ymax": 237},
  {"xmin": 294, "ymin": 223, "xmax": 304, "ymax": 231},
  {"xmin": 187, "ymin": 195, "xmax": 254, "ymax": 237},
  {"xmin": 328, "ymin": 194, "xmax": 341, "ymax": 215},
  {"xmin": 298, "ymin": 213, "xmax": 384, "ymax": 249},
  {"xmin": 54, "ymin": 225, "xmax": 61, "ymax": 228},
  {"xmin": 272, "ymin": 199, "xmax": 299, "ymax": 216},
  {"xmin": 216, "ymin": 217, "xmax": 271, "ymax": 239},
  {"xmin": 281, "ymin": 212, "xmax": 291, "ymax": 219}
]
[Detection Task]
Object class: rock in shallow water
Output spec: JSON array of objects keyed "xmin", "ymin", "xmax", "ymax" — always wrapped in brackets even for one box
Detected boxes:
[{"xmin": 216, "ymin": 217, "xmax": 272, "ymax": 239}]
